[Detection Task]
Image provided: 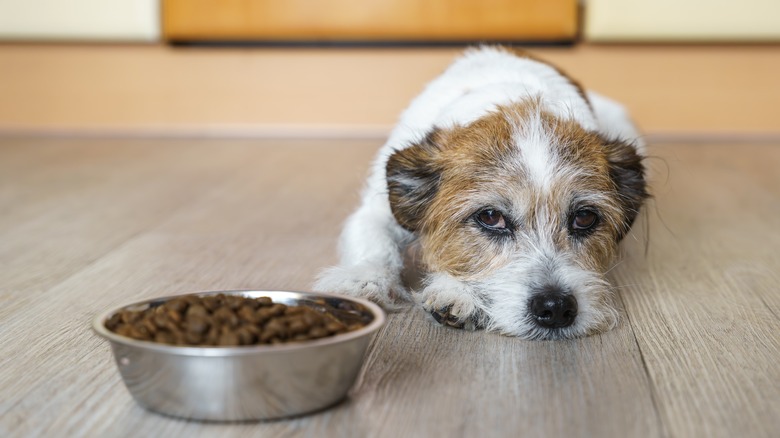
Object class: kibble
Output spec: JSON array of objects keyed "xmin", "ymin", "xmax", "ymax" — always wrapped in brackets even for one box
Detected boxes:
[{"xmin": 105, "ymin": 294, "xmax": 363, "ymax": 346}]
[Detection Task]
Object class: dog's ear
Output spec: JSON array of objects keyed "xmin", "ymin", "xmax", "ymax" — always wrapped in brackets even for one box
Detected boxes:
[
  {"xmin": 602, "ymin": 137, "xmax": 649, "ymax": 240},
  {"xmin": 386, "ymin": 130, "xmax": 443, "ymax": 232}
]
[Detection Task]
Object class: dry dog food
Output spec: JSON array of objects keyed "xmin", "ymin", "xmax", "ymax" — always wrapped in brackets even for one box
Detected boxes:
[{"xmin": 105, "ymin": 294, "xmax": 364, "ymax": 346}]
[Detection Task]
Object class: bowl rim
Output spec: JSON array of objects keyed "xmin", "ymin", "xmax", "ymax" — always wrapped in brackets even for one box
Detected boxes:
[{"xmin": 92, "ymin": 289, "xmax": 386, "ymax": 357}]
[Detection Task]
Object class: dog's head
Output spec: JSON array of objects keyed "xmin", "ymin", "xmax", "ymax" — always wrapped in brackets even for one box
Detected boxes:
[{"xmin": 386, "ymin": 101, "xmax": 647, "ymax": 339}]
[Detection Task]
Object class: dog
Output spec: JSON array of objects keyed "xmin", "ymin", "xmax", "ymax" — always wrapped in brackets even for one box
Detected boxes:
[{"xmin": 314, "ymin": 46, "xmax": 648, "ymax": 340}]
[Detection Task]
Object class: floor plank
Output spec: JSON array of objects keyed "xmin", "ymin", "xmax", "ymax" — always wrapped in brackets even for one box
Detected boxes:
[
  {"xmin": 0, "ymin": 139, "xmax": 264, "ymax": 326},
  {"xmin": 1, "ymin": 139, "xmax": 777, "ymax": 437},
  {"xmin": 616, "ymin": 144, "xmax": 780, "ymax": 438}
]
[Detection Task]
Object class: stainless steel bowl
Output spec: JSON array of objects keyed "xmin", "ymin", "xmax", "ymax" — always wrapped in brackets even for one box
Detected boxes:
[{"xmin": 93, "ymin": 290, "xmax": 385, "ymax": 422}]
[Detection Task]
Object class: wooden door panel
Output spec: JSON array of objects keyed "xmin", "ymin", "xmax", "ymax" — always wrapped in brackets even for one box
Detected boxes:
[{"xmin": 163, "ymin": 0, "xmax": 578, "ymax": 42}]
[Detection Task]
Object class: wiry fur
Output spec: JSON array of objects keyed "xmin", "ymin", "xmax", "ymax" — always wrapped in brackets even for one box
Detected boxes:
[{"xmin": 314, "ymin": 46, "xmax": 648, "ymax": 340}]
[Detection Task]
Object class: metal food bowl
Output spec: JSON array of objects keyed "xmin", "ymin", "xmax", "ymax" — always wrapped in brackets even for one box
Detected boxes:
[{"xmin": 93, "ymin": 290, "xmax": 385, "ymax": 422}]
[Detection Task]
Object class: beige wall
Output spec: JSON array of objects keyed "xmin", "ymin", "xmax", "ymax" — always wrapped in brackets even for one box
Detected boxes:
[
  {"xmin": 1, "ymin": 45, "xmax": 778, "ymax": 137},
  {"xmin": 0, "ymin": 0, "xmax": 159, "ymax": 41},
  {"xmin": 585, "ymin": 0, "xmax": 780, "ymax": 41}
]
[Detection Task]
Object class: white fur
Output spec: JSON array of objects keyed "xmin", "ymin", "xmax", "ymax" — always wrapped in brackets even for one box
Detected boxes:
[
  {"xmin": 477, "ymin": 236, "xmax": 619, "ymax": 339},
  {"xmin": 416, "ymin": 272, "xmax": 489, "ymax": 330},
  {"xmin": 513, "ymin": 109, "xmax": 558, "ymax": 192},
  {"xmin": 588, "ymin": 91, "xmax": 646, "ymax": 154},
  {"xmin": 314, "ymin": 47, "xmax": 642, "ymax": 339}
]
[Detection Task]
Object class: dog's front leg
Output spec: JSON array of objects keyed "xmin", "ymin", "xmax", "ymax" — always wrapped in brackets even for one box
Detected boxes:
[
  {"xmin": 417, "ymin": 273, "xmax": 488, "ymax": 331},
  {"xmin": 313, "ymin": 192, "xmax": 411, "ymax": 307}
]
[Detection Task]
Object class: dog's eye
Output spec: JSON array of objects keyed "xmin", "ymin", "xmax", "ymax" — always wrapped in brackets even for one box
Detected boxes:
[
  {"xmin": 476, "ymin": 209, "xmax": 507, "ymax": 230},
  {"xmin": 572, "ymin": 209, "xmax": 598, "ymax": 231}
]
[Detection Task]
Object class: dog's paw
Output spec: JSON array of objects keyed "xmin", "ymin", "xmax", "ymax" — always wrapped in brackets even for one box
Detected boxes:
[
  {"xmin": 416, "ymin": 275, "xmax": 486, "ymax": 331},
  {"xmin": 313, "ymin": 264, "xmax": 409, "ymax": 308}
]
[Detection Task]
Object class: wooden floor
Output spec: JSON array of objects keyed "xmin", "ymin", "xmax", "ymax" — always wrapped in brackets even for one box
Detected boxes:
[{"xmin": 0, "ymin": 138, "xmax": 777, "ymax": 437}]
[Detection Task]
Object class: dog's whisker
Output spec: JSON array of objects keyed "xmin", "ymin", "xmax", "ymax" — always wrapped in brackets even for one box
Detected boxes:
[
  {"xmin": 603, "ymin": 260, "xmax": 626, "ymax": 276},
  {"xmin": 609, "ymin": 284, "xmax": 641, "ymax": 290}
]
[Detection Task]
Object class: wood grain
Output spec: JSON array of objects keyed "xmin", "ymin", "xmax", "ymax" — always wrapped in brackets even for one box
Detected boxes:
[
  {"xmin": 615, "ymin": 144, "xmax": 780, "ymax": 437},
  {"xmin": 0, "ymin": 139, "xmax": 778, "ymax": 437},
  {"xmin": 162, "ymin": 0, "xmax": 577, "ymax": 42}
]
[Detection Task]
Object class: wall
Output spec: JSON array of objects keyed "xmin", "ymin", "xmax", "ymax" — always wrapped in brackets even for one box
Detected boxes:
[
  {"xmin": 0, "ymin": 0, "xmax": 160, "ymax": 41},
  {"xmin": 2, "ymin": 0, "xmax": 779, "ymax": 43},
  {"xmin": 586, "ymin": 0, "xmax": 780, "ymax": 42},
  {"xmin": 1, "ymin": 45, "xmax": 779, "ymax": 138}
]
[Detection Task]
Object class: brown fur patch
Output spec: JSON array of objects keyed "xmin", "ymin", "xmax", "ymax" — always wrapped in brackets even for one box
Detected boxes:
[{"xmin": 387, "ymin": 99, "xmax": 645, "ymax": 280}]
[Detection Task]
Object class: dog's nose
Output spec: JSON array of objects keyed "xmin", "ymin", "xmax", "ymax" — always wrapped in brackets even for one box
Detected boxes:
[{"xmin": 528, "ymin": 291, "xmax": 578, "ymax": 329}]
